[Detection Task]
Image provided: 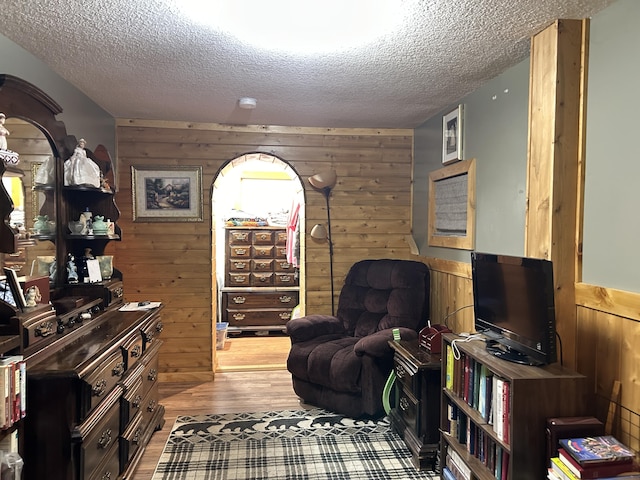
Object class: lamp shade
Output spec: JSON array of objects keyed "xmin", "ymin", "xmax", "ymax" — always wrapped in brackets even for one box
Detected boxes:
[
  {"xmin": 309, "ymin": 170, "xmax": 337, "ymax": 190},
  {"xmin": 310, "ymin": 223, "xmax": 328, "ymax": 240}
]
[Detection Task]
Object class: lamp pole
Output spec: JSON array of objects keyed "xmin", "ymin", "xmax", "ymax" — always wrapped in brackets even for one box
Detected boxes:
[{"xmin": 322, "ymin": 187, "xmax": 335, "ymax": 316}]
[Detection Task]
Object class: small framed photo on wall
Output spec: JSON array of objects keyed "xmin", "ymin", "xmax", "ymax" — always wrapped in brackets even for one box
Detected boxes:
[{"xmin": 442, "ymin": 104, "xmax": 464, "ymax": 164}]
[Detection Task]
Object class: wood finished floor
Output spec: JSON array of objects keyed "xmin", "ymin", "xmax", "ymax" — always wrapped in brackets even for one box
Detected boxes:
[{"xmin": 132, "ymin": 334, "xmax": 296, "ymax": 479}]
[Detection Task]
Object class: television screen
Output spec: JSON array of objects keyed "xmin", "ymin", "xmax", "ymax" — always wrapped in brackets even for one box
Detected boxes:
[{"xmin": 472, "ymin": 252, "xmax": 557, "ymax": 366}]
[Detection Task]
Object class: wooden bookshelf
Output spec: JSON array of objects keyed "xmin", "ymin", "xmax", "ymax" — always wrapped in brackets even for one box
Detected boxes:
[{"xmin": 440, "ymin": 333, "xmax": 590, "ymax": 480}]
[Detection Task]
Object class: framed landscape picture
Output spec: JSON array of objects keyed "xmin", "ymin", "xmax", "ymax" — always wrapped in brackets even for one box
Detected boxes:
[
  {"xmin": 131, "ymin": 165, "xmax": 203, "ymax": 222},
  {"xmin": 442, "ymin": 104, "xmax": 464, "ymax": 164}
]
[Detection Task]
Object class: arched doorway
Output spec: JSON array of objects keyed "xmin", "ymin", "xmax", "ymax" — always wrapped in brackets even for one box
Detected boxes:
[{"xmin": 211, "ymin": 152, "xmax": 305, "ymax": 371}]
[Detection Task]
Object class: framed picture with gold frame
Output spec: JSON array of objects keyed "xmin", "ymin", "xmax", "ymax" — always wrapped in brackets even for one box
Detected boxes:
[{"xmin": 131, "ymin": 165, "xmax": 203, "ymax": 222}]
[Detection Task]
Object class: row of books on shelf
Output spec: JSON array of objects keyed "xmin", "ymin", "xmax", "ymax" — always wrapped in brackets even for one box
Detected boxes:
[
  {"xmin": 445, "ymin": 345, "xmax": 510, "ymax": 443},
  {"xmin": 444, "ymin": 400, "xmax": 510, "ymax": 476},
  {"xmin": 549, "ymin": 435, "xmax": 638, "ymax": 480},
  {"xmin": 443, "ymin": 443, "xmax": 509, "ymax": 480},
  {"xmin": 0, "ymin": 356, "xmax": 25, "ymax": 430}
]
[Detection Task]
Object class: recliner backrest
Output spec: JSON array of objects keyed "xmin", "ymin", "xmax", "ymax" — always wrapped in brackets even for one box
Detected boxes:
[{"xmin": 336, "ymin": 259, "xmax": 430, "ymax": 337}]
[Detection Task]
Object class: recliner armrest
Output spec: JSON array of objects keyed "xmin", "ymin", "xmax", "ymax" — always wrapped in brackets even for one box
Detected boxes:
[
  {"xmin": 354, "ymin": 327, "xmax": 418, "ymax": 357},
  {"xmin": 286, "ymin": 315, "xmax": 345, "ymax": 343}
]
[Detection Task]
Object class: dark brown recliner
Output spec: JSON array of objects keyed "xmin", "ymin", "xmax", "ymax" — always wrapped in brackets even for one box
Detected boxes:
[{"xmin": 286, "ymin": 259, "xmax": 430, "ymax": 418}]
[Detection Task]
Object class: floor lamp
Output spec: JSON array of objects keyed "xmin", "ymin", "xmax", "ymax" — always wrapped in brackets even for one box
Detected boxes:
[{"xmin": 309, "ymin": 170, "xmax": 337, "ymax": 316}]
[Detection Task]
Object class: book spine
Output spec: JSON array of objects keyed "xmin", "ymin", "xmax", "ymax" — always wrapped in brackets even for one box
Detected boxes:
[
  {"xmin": 446, "ymin": 344, "xmax": 454, "ymax": 390},
  {"xmin": 551, "ymin": 457, "xmax": 579, "ymax": 480}
]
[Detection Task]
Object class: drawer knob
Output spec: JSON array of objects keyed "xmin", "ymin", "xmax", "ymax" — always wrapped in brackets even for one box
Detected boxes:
[
  {"xmin": 98, "ymin": 429, "xmax": 112, "ymax": 449},
  {"xmin": 395, "ymin": 364, "xmax": 406, "ymax": 379},
  {"xmin": 148, "ymin": 368, "xmax": 158, "ymax": 382},
  {"xmin": 92, "ymin": 379, "xmax": 107, "ymax": 397},
  {"xmin": 257, "ymin": 233, "xmax": 268, "ymax": 240},
  {"xmin": 35, "ymin": 321, "xmax": 54, "ymax": 337},
  {"xmin": 131, "ymin": 345, "xmax": 142, "ymax": 358},
  {"xmin": 235, "ymin": 248, "xmax": 247, "ymax": 255},
  {"xmin": 133, "ymin": 394, "xmax": 142, "ymax": 408},
  {"xmin": 101, "ymin": 472, "xmax": 112, "ymax": 480},
  {"xmin": 232, "ymin": 296, "xmax": 246, "ymax": 304},
  {"xmin": 233, "ymin": 262, "xmax": 246, "ymax": 269},
  {"xmin": 133, "ymin": 427, "xmax": 143, "ymax": 445},
  {"xmin": 112, "ymin": 361, "xmax": 125, "ymax": 378},
  {"xmin": 147, "ymin": 398, "xmax": 157, "ymax": 413},
  {"xmin": 279, "ymin": 312, "xmax": 291, "ymax": 320},
  {"xmin": 279, "ymin": 295, "xmax": 292, "ymax": 304},
  {"xmin": 233, "ymin": 313, "xmax": 246, "ymax": 321},
  {"xmin": 280, "ymin": 275, "xmax": 291, "ymax": 282},
  {"xmin": 233, "ymin": 275, "xmax": 247, "ymax": 283},
  {"xmin": 235, "ymin": 233, "xmax": 248, "ymax": 241},
  {"xmin": 399, "ymin": 397, "xmax": 410, "ymax": 411},
  {"xmin": 155, "ymin": 321, "xmax": 164, "ymax": 333}
]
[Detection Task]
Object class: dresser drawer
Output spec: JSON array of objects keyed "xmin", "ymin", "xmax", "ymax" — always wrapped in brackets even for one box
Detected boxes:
[
  {"xmin": 274, "ymin": 272, "xmax": 297, "ymax": 286},
  {"xmin": 275, "ymin": 230, "xmax": 287, "ymax": 245},
  {"xmin": 228, "ymin": 230, "xmax": 251, "ymax": 244},
  {"xmin": 82, "ymin": 349, "xmax": 126, "ymax": 416},
  {"xmin": 252, "ymin": 245, "xmax": 274, "ymax": 258},
  {"xmin": 227, "ymin": 273, "xmax": 250, "ymax": 286},
  {"xmin": 88, "ymin": 441, "xmax": 120, "ymax": 480},
  {"xmin": 121, "ymin": 376, "xmax": 144, "ymax": 428},
  {"xmin": 275, "ymin": 246, "xmax": 287, "ymax": 258},
  {"xmin": 122, "ymin": 333, "xmax": 144, "ymax": 371},
  {"xmin": 397, "ymin": 389, "xmax": 419, "ymax": 435},
  {"xmin": 120, "ymin": 411, "xmax": 144, "ymax": 470},
  {"xmin": 252, "ymin": 259, "xmax": 274, "ymax": 272},
  {"xmin": 228, "ymin": 259, "xmax": 250, "ymax": 272},
  {"xmin": 141, "ymin": 346, "xmax": 160, "ymax": 399},
  {"xmin": 394, "ymin": 355, "xmax": 421, "ymax": 398},
  {"xmin": 81, "ymin": 397, "xmax": 121, "ymax": 480},
  {"xmin": 140, "ymin": 382, "xmax": 161, "ymax": 432},
  {"xmin": 226, "ymin": 309, "xmax": 292, "ymax": 327},
  {"xmin": 251, "ymin": 272, "xmax": 274, "ymax": 286},
  {"xmin": 252, "ymin": 230, "xmax": 274, "ymax": 244},
  {"xmin": 229, "ymin": 246, "xmax": 251, "ymax": 258},
  {"xmin": 223, "ymin": 291, "xmax": 299, "ymax": 309},
  {"xmin": 275, "ymin": 259, "xmax": 295, "ymax": 272}
]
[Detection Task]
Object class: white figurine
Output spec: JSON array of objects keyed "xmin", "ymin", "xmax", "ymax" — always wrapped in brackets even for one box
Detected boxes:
[
  {"xmin": 0, "ymin": 113, "xmax": 9, "ymax": 150},
  {"xmin": 63, "ymin": 138, "xmax": 101, "ymax": 188}
]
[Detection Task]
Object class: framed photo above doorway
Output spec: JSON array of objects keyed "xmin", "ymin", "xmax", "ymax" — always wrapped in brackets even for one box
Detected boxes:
[
  {"xmin": 442, "ymin": 104, "xmax": 464, "ymax": 165},
  {"xmin": 131, "ymin": 165, "xmax": 203, "ymax": 222}
]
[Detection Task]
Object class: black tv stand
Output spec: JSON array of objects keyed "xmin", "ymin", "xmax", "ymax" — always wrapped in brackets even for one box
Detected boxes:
[{"xmin": 485, "ymin": 339, "xmax": 542, "ymax": 366}]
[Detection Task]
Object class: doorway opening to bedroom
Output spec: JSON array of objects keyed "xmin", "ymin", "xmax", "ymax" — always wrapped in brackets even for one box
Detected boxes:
[{"xmin": 211, "ymin": 153, "xmax": 304, "ymax": 372}]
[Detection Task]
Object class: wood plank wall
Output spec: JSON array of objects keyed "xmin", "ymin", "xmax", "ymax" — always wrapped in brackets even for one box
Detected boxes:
[{"xmin": 114, "ymin": 120, "xmax": 414, "ymax": 382}]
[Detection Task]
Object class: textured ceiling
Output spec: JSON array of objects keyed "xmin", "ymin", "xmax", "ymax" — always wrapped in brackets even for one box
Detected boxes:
[{"xmin": 1, "ymin": 0, "xmax": 616, "ymax": 129}]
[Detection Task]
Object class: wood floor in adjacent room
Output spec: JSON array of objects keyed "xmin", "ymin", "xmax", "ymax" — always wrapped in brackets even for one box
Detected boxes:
[{"xmin": 132, "ymin": 334, "xmax": 297, "ymax": 480}]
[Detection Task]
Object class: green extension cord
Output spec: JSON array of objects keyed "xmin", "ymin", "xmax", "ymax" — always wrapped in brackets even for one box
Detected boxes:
[
  {"xmin": 383, "ymin": 328, "xmax": 401, "ymax": 415},
  {"xmin": 383, "ymin": 370, "xmax": 396, "ymax": 415}
]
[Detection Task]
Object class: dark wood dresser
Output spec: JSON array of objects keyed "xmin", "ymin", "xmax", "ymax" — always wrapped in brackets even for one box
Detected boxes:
[
  {"xmin": 389, "ymin": 339, "xmax": 441, "ymax": 470},
  {"xmin": 22, "ymin": 304, "xmax": 164, "ymax": 480},
  {"xmin": 221, "ymin": 226, "xmax": 298, "ymax": 332}
]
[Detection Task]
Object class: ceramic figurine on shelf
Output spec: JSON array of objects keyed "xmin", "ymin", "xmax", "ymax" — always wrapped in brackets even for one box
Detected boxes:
[
  {"xmin": 63, "ymin": 138, "xmax": 101, "ymax": 188},
  {"xmin": 67, "ymin": 254, "xmax": 79, "ymax": 284},
  {"xmin": 0, "ymin": 113, "xmax": 9, "ymax": 150},
  {"xmin": 25, "ymin": 286, "xmax": 41, "ymax": 307},
  {"xmin": 0, "ymin": 112, "xmax": 20, "ymax": 165},
  {"xmin": 92, "ymin": 216, "xmax": 108, "ymax": 235}
]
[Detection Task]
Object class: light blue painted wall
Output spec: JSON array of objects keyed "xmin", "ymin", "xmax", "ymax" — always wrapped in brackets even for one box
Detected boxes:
[
  {"xmin": 413, "ymin": 60, "xmax": 530, "ymax": 263},
  {"xmin": 582, "ymin": 0, "xmax": 640, "ymax": 292},
  {"xmin": 413, "ymin": 0, "xmax": 639, "ymax": 294},
  {"xmin": 0, "ymin": 35, "xmax": 115, "ymax": 156}
]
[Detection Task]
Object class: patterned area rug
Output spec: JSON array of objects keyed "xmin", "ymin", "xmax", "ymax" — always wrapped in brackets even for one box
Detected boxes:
[{"xmin": 152, "ymin": 408, "xmax": 440, "ymax": 479}]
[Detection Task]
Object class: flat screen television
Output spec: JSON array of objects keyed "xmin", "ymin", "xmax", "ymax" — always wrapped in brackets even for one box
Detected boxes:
[{"xmin": 471, "ymin": 252, "xmax": 557, "ymax": 366}]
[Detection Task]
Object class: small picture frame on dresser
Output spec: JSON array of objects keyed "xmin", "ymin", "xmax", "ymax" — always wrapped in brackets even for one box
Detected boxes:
[{"xmin": 3, "ymin": 267, "xmax": 26, "ymax": 310}]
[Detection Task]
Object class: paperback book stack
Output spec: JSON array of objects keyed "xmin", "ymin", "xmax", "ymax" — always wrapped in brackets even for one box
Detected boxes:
[{"xmin": 548, "ymin": 435, "xmax": 638, "ymax": 480}]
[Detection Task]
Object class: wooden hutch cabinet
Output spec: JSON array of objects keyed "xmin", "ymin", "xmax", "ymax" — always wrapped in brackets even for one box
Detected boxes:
[
  {"xmin": 221, "ymin": 226, "xmax": 299, "ymax": 333},
  {"xmin": 0, "ymin": 75, "xmax": 165, "ymax": 479}
]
